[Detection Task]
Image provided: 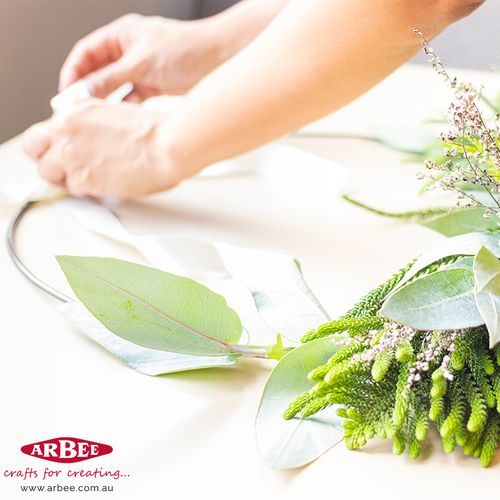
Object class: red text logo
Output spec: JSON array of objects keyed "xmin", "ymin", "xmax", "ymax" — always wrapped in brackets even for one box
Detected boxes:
[{"xmin": 21, "ymin": 437, "xmax": 113, "ymax": 464}]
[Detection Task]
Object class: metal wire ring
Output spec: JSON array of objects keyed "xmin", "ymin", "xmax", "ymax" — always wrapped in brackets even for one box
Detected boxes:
[
  {"xmin": 6, "ymin": 200, "xmax": 72, "ymax": 303},
  {"xmin": 6, "ymin": 130, "xmax": 366, "ymax": 303}
]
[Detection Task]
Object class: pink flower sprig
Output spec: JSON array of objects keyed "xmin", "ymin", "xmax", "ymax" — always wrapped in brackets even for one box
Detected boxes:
[{"xmin": 414, "ymin": 29, "xmax": 500, "ymax": 218}]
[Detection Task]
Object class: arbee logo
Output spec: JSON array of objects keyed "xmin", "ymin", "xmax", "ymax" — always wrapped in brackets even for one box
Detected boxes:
[{"xmin": 21, "ymin": 437, "xmax": 113, "ymax": 464}]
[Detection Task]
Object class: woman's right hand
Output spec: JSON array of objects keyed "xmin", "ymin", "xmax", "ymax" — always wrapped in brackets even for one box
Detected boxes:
[{"xmin": 58, "ymin": 13, "xmax": 235, "ymax": 102}]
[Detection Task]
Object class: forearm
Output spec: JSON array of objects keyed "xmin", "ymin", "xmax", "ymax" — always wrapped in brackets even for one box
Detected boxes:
[
  {"xmin": 202, "ymin": 0, "xmax": 289, "ymax": 64},
  {"xmin": 165, "ymin": 0, "xmax": 483, "ymax": 175}
]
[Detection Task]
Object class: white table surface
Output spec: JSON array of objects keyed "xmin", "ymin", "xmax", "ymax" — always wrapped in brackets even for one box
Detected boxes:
[{"xmin": 1, "ymin": 64, "xmax": 498, "ymax": 499}]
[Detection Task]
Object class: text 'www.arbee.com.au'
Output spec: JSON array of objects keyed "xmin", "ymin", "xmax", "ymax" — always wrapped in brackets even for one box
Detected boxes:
[{"xmin": 20, "ymin": 483, "xmax": 115, "ymax": 493}]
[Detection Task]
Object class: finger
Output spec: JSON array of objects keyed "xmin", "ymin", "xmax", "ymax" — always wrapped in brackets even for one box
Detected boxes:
[
  {"xmin": 84, "ymin": 59, "xmax": 132, "ymax": 99},
  {"xmin": 37, "ymin": 146, "xmax": 66, "ymax": 186},
  {"xmin": 22, "ymin": 122, "xmax": 52, "ymax": 160},
  {"xmin": 123, "ymin": 92, "xmax": 143, "ymax": 104},
  {"xmin": 66, "ymin": 166, "xmax": 94, "ymax": 197},
  {"xmin": 123, "ymin": 87, "xmax": 153, "ymax": 104},
  {"xmin": 54, "ymin": 96, "xmax": 102, "ymax": 125},
  {"xmin": 123, "ymin": 86, "xmax": 161, "ymax": 103},
  {"xmin": 59, "ymin": 24, "xmax": 122, "ymax": 91}
]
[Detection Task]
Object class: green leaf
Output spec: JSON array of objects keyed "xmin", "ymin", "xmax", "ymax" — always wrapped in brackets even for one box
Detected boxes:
[
  {"xmin": 60, "ymin": 302, "xmax": 238, "ymax": 375},
  {"xmin": 474, "ymin": 246, "xmax": 500, "ymax": 293},
  {"xmin": 381, "ymin": 268, "xmax": 484, "ymax": 330},
  {"xmin": 56, "ymin": 256, "xmax": 242, "ymax": 356},
  {"xmin": 399, "ymin": 232, "xmax": 500, "ymax": 287},
  {"xmin": 473, "ymin": 247, "xmax": 500, "ymax": 348},
  {"xmin": 216, "ymin": 243, "xmax": 329, "ymax": 342},
  {"xmin": 443, "ymin": 256, "xmax": 474, "ymax": 272},
  {"xmin": 255, "ymin": 338, "xmax": 343, "ymax": 469},
  {"xmin": 421, "ymin": 208, "xmax": 500, "ymax": 236}
]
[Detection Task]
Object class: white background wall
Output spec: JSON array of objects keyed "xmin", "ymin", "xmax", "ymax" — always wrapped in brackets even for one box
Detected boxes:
[{"xmin": 0, "ymin": 0, "xmax": 498, "ymax": 143}]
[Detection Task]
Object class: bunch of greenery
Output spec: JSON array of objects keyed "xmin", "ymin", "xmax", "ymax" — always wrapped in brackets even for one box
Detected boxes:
[{"xmin": 283, "ymin": 247, "xmax": 500, "ymax": 467}]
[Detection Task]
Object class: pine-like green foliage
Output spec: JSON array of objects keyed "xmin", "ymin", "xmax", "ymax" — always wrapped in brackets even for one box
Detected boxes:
[
  {"xmin": 372, "ymin": 350, "xmax": 394, "ymax": 382},
  {"xmin": 396, "ymin": 341, "xmax": 414, "ymax": 363},
  {"xmin": 440, "ymin": 379, "xmax": 466, "ymax": 438},
  {"xmin": 283, "ymin": 257, "xmax": 500, "ymax": 467},
  {"xmin": 284, "ymin": 326, "xmax": 499, "ymax": 467},
  {"xmin": 301, "ymin": 316, "xmax": 384, "ymax": 343},
  {"xmin": 342, "ymin": 260, "xmax": 415, "ymax": 319}
]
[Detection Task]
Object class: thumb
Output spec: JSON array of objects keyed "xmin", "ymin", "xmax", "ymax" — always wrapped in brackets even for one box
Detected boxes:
[{"xmin": 84, "ymin": 59, "xmax": 132, "ymax": 98}]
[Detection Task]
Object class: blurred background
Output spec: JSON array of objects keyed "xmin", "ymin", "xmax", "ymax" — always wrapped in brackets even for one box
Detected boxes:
[{"xmin": 0, "ymin": 0, "xmax": 498, "ymax": 144}]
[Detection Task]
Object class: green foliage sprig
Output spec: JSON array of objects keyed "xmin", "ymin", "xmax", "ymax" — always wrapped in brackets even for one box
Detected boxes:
[
  {"xmin": 343, "ymin": 36, "xmax": 500, "ymax": 237},
  {"xmin": 282, "ymin": 239, "xmax": 500, "ymax": 467},
  {"xmin": 301, "ymin": 254, "xmax": 466, "ymax": 343},
  {"xmin": 414, "ymin": 30, "xmax": 500, "ymax": 217},
  {"xmin": 285, "ymin": 291, "xmax": 500, "ymax": 467},
  {"xmin": 342, "ymin": 194, "xmax": 451, "ymax": 221},
  {"xmin": 300, "ymin": 259, "xmax": 416, "ymax": 344}
]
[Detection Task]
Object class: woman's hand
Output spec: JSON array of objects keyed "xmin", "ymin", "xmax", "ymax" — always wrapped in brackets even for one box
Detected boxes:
[
  {"xmin": 58, "ymin": 2, "xmax": 289, "ymax": 102},
  {"xmin": 21, "ymin": 2, "xmax": 289, "ymax": 201},
  {"xmin": 22, "ymin": 100, "xmax": 184, "ymax": 198},
  {"xmin": 58, "ymin": 14, "xmax": 233, "ymax": 102}
]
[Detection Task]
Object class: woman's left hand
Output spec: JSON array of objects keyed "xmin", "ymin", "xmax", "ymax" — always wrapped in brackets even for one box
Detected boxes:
[{"xmin": 22, "ymin": 99, "xmax": 181, "ymax": 198}]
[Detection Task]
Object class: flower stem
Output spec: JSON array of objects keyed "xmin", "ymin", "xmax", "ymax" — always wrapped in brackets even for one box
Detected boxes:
[{"xmin": 230, "ymin": 336, "xmax": 293, "ymax": 360}]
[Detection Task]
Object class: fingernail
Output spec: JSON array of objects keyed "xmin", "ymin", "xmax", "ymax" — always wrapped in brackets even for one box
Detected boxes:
[{"xmin": 82, "ymin": 79, "xmax": 96, "ymax": 96}]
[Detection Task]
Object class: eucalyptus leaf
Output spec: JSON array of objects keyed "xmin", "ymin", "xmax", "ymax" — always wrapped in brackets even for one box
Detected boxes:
[
  {"xmin": 473, "ymin": 246, "xmax": 500, "ymax": 348},
  {"xmin": 255, "ymin": 338, "xmax": 343, "ymax": 469},
  {"xmin": 381, "ymin": 268, "xmax": 484, "ymax": 330},
  {"xmin": 56, "ymin": 256, "xmax": 242, "ymax": 356},
  {"xmin": 59, "ymin": 302, "xmax": 238, "ymax": 375},
  {"xmin": 399, "ymin": 232, "xmax": 500, "ymax": 287},
  {"xmin": 474, "ymin": 246, "xmax": 500, "ymax": 293},
  {"xmin": 216, "ymin": 243, "xmax": 330, "ymax": 342},
  {"xmin": 443, "ymin": 256, "xmax": 474, "ymax": 271},
  {"xmin": 421, "ymin": 208, "xmax": 500, "ymax": 237}
]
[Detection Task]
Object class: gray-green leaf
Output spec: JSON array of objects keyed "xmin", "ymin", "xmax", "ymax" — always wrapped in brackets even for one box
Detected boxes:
[
  {"xmin": 216, "ymin": 243, "xmax": 329, "ymax": 342},
  {"xmin": 381, "ymin": 268, "xmax": 484, "ymax": 330},
  {"xmin": 255, "ymin": 338, "xmax": 343, "ymax": 469},
  {"xmin": 399, "ymin": 232, "xmax": 500, "ymax": 287},
  {"xmin": 421, "ymin": 208, "xmax": 500, "ymax": 237},
  {"xmin": 59, "ymin": 302, "xmax": 238, "ymax": 375},
  {"xmin": 443, "ymin": 256, "xmax": 474, "ymax": 272},
  {"xmin": 474, "ymin": 246, "xmax": 500, "ymax": 348},
  {"xmin": 56, "ymin": 256, "xmax": 242, "ymax": 356}
]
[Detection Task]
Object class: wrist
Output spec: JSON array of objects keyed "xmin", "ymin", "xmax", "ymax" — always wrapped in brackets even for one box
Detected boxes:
[
  {"xmin": 196, "ymin": 1, "xmax": 286, "ymax": 66},
  {"xmin": 151, "ymin": 112, "xmax": 206, "ymax": 190},
  {"xmin": 190, "ymin": 15, "xmax": 248, "ymax": 69}
]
